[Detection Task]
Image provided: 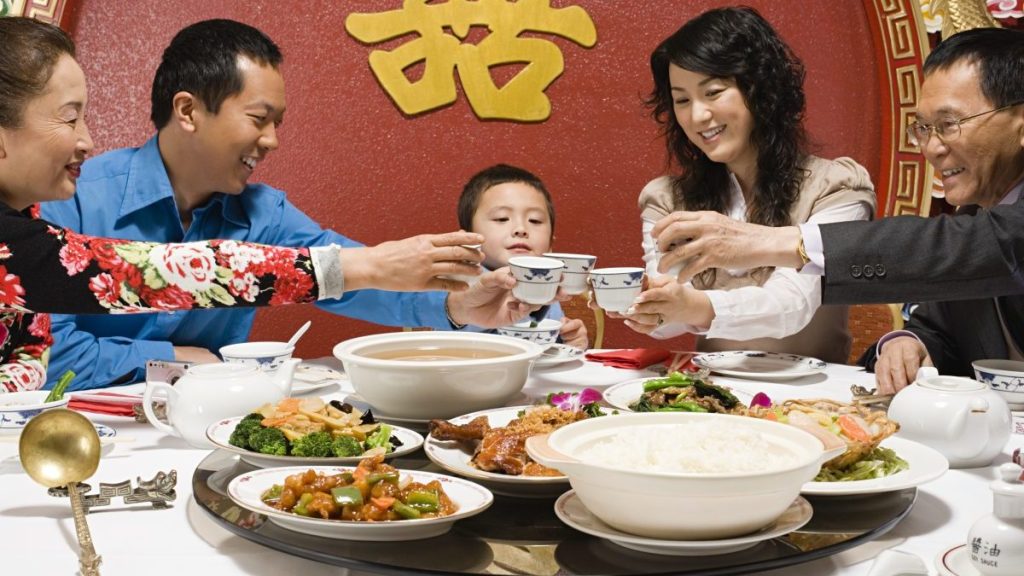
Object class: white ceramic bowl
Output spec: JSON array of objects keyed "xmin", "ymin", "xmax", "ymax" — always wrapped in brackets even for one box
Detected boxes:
[
  {"xmin": 0, "ymin": 391, "xmax": 70, "ymax": 434},
  {"xmin": 526, "ymin": 412, "xmax": 841, "ymax": 540},
  {"xmin": 496, "ymin": 318, "xmax": 561, "ymax": 346},
  {"xmin": 972, "ymin": 359, "xmax": 1024, "ymax": 410},
  {"xmin": 220, "ymin": 341, "xmax": 295, "ymax": 371},
  {"xmin": 333, "ymin": 332, "xmax": 543, "ymax": 420}
]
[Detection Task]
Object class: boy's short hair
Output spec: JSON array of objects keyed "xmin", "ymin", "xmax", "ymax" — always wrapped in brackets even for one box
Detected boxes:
[{"xmin": 457, "ymin": 164, "xmax": 556, "ymax": 236}]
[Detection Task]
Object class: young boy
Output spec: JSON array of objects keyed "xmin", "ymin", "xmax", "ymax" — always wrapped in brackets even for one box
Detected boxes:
[{"xmin": 457, "ymin": 164, "xmax": 588, "ymax": 348}]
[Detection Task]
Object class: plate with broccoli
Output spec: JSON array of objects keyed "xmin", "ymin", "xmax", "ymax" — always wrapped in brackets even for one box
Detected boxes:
[{"xmin": 206, "ymin": 397, "xmax": 423, "ymax": 468}]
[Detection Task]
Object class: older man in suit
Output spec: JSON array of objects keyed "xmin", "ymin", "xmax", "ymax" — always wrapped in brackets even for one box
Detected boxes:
[
  {"xmin": 641, "ymin": 27, "xmax": 1024, "ymax": 331},
  {"xmin": 856, "ymin": 28, "xmax": 1024, "ymax": 392}
]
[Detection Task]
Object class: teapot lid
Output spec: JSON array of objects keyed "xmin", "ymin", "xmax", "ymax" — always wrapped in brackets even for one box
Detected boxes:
[{"xmin": 917, "ymin": 376, "xmax": 985, "ymax": 393}]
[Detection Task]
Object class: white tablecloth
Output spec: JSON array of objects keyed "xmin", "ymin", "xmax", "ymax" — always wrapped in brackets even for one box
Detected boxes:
[{"xmin": 1, "ymin": 356, "xmax": 1021, "ymax": 576}]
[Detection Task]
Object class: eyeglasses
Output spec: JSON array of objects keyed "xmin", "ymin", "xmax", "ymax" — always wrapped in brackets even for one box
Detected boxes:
[{"xmin": 906, "ymin": 100, "xmax": 1024, "ymax": 147}]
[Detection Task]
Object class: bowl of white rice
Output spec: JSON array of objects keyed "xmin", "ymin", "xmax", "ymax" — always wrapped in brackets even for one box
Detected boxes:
[{"xmin": 526, "ymin": 412, "xmax": 843, "ymax": 540}]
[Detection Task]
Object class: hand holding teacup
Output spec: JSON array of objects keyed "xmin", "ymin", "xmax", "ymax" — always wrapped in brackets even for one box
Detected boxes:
[
  {"xmin": 341, "ymin": 230, "xmax": 486, "ymax": 293},
  {"xmin": 619, "ymin": 276, "xmax": 715, "ymax": 335}
]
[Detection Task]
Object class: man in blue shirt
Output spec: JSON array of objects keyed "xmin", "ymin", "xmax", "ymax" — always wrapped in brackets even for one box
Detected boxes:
[{"xmin": 42, "ymin": 19, "xmax": 530, "ymax": 390}]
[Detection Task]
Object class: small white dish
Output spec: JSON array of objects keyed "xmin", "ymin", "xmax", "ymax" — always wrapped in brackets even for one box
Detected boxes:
[
  {"xmin": 227, "ymin": 465, "xmax": 493, "ymax": 540},
  {"xmin": 601, "ymin": 376, "xmax": 754, "ymax": 412},
  {"xmin": 290, "ymin": 363, "xmax": 346, "ymax": 394},
  {"xmin": 802, "ymin": 436, "xmax": 948, "ymax": 496},
  {"xmin": 936, "ymin": 544, "xmax": 982, "ymax": 576},
  {"xmin": 533, "ymin": 344, "xmax": 585, "ymax": 368},
  {"xmin": 424, "ymin": 405, "xmax": 571, "ymax": 498},
  {"xmin": 692, "ymin": 351, "xmax": 826, "ymax": 380},
  {"xmin": 206, "ymin": 416, "xmax": 423, "ymax": 468},
  {"xmin": 554, "ymin": 490, "xmax": 812, "ymax": 556},
  {"xmin": 0, "ymin": 391, "xmax": 70, "ymax": 434}
]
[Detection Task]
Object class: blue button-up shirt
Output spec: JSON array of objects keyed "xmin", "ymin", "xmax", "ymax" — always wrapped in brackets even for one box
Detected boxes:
[{"xmin": 41, "ymin": 136, "xmax": 450, "ymax": 390}]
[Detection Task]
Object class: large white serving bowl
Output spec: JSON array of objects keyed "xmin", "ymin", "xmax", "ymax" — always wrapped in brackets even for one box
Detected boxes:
[
  {"xmin": 526, "ymin": 412, "xmax": 843, "ymax": 540},
  {"xmin": 0, "ymin": 391, "xmax": 69, "ymax": 434},
  {"xmin": 333, "ymin": 332, "xmax": 543, "ymax": 420}
]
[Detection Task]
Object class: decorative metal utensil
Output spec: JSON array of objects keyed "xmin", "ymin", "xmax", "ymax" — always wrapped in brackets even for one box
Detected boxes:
[
  {"xmin": 48, "ymin": 470, "xmax": 177, "ymax": 510},
  {"xmin": 19, "ymin": 409, "xmax": 102, "ymax": 576}
]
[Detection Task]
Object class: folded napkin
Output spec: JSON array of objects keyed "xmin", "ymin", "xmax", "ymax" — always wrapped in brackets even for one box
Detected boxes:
[
  {"xmin": 586, "ymin": 348, "xmax": 671, "ymax": 369},
  {"xmin": 68, "ymin": 392, "xmax": 140, "ymax": 417}
]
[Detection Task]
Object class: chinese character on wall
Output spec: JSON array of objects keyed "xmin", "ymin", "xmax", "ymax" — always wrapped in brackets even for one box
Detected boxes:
[{"xmin": 346, "ymin": 0, "xmax": 597, "ymax": 122}]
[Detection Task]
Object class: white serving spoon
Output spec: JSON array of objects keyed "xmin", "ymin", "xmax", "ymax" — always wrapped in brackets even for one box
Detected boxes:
[{"xmin": 286, "ymin": 320, "xmax": 312, "ymax": 349}]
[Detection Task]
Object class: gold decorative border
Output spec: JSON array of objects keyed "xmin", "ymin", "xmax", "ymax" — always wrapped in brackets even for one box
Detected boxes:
[
  {"xmin": 864, "ymin": 0, "xmax": 933, "ymax": 217},
  {"xmin": 5, "ymin": 0, "xmax": 73, "ymax": 26}
]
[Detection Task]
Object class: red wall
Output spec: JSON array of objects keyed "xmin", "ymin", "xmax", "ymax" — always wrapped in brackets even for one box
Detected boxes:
[{"xmin": 65, "ymin": 1, "xmax": 880, "ymax": 358}]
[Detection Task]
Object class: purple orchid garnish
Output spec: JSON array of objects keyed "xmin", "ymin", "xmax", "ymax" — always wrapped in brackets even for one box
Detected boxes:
[
  {"xmin": 750, "ymin": 392, "xmax": 772, "ymax": 408},
  {"xmin": 547, "ymin": 387, "xmax": 603, "ymax": 412}
]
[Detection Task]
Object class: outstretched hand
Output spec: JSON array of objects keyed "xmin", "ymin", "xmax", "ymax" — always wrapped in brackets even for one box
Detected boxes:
[
  {"xmin": 342, "ymin": 230, "xmax": 485, "ymax": 292},
  {"xmin": 446, "ymin": 267, "xmax": 537, "ymax": 328},
  {"xmin": 652, "ymin": 211, "xmax": 803, "ymax": 282}
]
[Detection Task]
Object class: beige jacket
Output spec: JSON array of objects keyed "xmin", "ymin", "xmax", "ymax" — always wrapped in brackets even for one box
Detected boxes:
[{"xmin": 639, "ymin": 156, "xmax": 876, "ymax": 363}]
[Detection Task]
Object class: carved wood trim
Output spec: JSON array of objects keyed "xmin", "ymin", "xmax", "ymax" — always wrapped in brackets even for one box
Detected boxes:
[{"xmin": 863, "ymin": 0, "xmax": 934, "ymax": 217}]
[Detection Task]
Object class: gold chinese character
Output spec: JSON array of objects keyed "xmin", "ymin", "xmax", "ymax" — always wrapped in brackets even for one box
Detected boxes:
[{"xmin": 346, "ymin": 0, "xmax": 597, "ymax": 121}]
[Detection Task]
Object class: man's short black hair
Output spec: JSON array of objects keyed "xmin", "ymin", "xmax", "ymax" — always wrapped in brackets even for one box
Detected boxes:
[
  {"xmin": 150, "ymin": 19, "xmax": 282, "ymax": 130},
  {"xmin": 924, "ymin": 27, "xmax": 1024, "ymax": 107}
]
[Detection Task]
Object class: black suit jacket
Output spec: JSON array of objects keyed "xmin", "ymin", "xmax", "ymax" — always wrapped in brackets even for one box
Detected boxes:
[
  {"xmin": 859, "ymin": 297, "xmax": 1015, "ymax": 377},
  {"xmin": 819, "ymin": 194, "xmax": 1024, "ymax": 305}
]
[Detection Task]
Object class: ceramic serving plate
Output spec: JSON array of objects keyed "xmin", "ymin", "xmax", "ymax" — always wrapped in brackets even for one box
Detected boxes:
[
  {"xmin": 555, "ymin": 491, "xmax": 813, "ymax": 556},
  {"xmin": 424, "ymin": 405, "xmax": 573, "ymax": 498},
  {"xmin": 602, "ymin": 377, "xmax": 755, "ymax": 412},
  {"xmin": 227, "ymin": 465, "xmax": 493, "ymax": 540},
  {"xmin": 206, "ymin": 416, "xmax": 423, "ymax": 468},
  {"xmin": 802, "ymin": 436, "xmax": 948, "ymax": 496},
  {"xmin": 692, "ymin": 351, "xmax": 827, "ymax": 380}
]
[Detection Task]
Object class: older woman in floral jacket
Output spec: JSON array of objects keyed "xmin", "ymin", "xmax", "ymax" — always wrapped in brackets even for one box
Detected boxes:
[{"xmin": 0, "ymin": 18, "xmax": 523, "ymax": 392}]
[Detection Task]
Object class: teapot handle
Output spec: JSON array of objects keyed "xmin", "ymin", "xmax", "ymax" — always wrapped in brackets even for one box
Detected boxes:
[{"xmin": 143, "ymin": 381, "xmax": 179, "ymax": 437}]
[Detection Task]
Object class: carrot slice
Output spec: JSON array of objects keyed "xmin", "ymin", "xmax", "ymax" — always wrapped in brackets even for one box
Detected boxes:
[
  {"xmin": 371, "ymin": 496, "xmax": 396, "ymax": 510},
  {"xmin": 837, "ymin": 414, "xmax": 871, "ymax": 443}
]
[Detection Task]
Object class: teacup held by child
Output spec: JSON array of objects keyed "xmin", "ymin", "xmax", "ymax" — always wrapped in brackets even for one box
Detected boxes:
[{"xmin": 543, "ymin": 253, "xmax": 597, "ymax": 295}]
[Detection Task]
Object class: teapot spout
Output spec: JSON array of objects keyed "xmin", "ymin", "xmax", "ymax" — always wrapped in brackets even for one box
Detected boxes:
[{"xmin": 271, "ymin": 359, "xmax": 300, "ymax": 396}]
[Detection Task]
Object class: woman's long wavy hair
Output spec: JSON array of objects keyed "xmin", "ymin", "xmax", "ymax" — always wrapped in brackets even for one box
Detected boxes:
[{"xmin": 647, "ymin": 7, "xmax": 808, "ymax": 285}]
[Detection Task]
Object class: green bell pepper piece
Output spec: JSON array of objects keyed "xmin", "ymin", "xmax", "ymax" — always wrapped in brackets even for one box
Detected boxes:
[
  {"xmin": 331, "ymin": 486, "xmax": 364, "ymax": 507},
  {"xmin": 406, "ymin": 490, "xmax": 439, "ymax": 512},
  {"xmin": 392, "ymin": 501, "xmax": 422, "ymax": 519}
]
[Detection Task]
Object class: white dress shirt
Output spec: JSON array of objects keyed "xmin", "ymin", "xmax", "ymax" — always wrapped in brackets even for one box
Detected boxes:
[{"xmin": 642, "ymin": 173, "xmax": 873, "ymax": 340}]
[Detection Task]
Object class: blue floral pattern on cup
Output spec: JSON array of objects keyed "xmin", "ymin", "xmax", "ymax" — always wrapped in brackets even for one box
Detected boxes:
[{"xmin": 975, "ymin": 370, "xmax": 1024, "ymax": 393}]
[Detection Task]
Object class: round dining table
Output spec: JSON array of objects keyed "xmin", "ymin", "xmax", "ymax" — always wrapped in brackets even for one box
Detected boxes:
[{"xmin": 1, "ymin": 353, "xmax": 1021, "ymax": 576}]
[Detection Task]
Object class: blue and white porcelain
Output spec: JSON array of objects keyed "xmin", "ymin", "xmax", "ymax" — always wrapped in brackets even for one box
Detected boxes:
[
  {"xmin": 497, "ymin": 318, "xmax": 561, "ymax": 346},
  {"xmin": 220, "ymin": 341, "xmax": 295, "ymax": 372},
  {"xmin": 588, "ymin": 267, "xmax": 645, "ymax": 313},
  {"xmin": 543, "ymin": 253, "xmax": 597, "ymax": 295},
  {"xmin": 509, "ymin": 256, "xmax": 564, "ymax": 305},
  {"xmin": 973, "ymin": 359, "xmax": 1024, "ymax": 410},
  {"xmin": 0, "ymin": 391, "xmax": 70, "ymax": 434}
]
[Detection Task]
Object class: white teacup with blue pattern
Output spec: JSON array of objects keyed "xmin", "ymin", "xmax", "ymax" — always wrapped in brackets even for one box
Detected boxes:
[
  {"xmin": 543, "ymin": 253, "xmax": 597, "ymax": 295},
  {"xmin": 973, "ymin": 359, "xmax": 1024, "ymax": 410},
  {"xmin": 497, "ymin": 318, "xmax": 561, "ymax": 346},
  {"xmin": 589, "ymin": 267, "xmax": 645, "ymax": 313},
  {"xmin": 220, "ymin": 341, "xmax": 295, "ymax": 372},
  {"xmin": 509, "ymin": 256, "xmax": 564, "ymax": 305}
]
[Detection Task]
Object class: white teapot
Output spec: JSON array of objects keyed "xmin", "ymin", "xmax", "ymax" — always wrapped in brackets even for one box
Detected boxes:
[
  {"xmin": 142, "ymin": 359, "xmax": 299, "ymax": 448},
  {"xmin": 888, "ymin": 367, "xmax": 1012, "ymax": 468}
]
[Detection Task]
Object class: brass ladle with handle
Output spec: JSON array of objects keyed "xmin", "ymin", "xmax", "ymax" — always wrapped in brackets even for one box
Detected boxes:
[{"xmin": 19, "ymin": 409, "xmax": 102, "ymax": 576}]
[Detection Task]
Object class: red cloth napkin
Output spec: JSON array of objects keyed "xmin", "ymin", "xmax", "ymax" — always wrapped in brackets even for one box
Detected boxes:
[
  {"xmin": 585, "ymin": 348, "xmax": 671, "ymax": 369},
  {"xmin": 68, "ymin": 392, "xmax": 139, "ymax": 417}
]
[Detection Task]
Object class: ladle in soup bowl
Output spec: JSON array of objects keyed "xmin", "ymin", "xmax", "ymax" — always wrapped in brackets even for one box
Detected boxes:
[{"xmin": 19, "ymin": 409, "xmax": 102, "ymax": 575}]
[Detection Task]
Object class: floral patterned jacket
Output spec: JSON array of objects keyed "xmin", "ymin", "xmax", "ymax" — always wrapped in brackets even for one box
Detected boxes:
[{"xmin": 0, "ymin": 202, "xmax": 337, "ymax": 392}]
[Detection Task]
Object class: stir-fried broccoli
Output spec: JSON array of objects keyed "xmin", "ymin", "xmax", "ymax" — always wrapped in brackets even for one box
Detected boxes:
[
  {"xmin": 331, "ymin": 435, "xmax": 364, "ymax": 457},
  {"xmin": 248, "ymin": 426, "xmax": 289, "ymax": 455},
  {"xmin": 290, "ymin": 431, "xmax": 334, "ymax": 457},
  {"xmin": 229, "ymin": 413, "xmax": 265, "ymax": 449}
]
